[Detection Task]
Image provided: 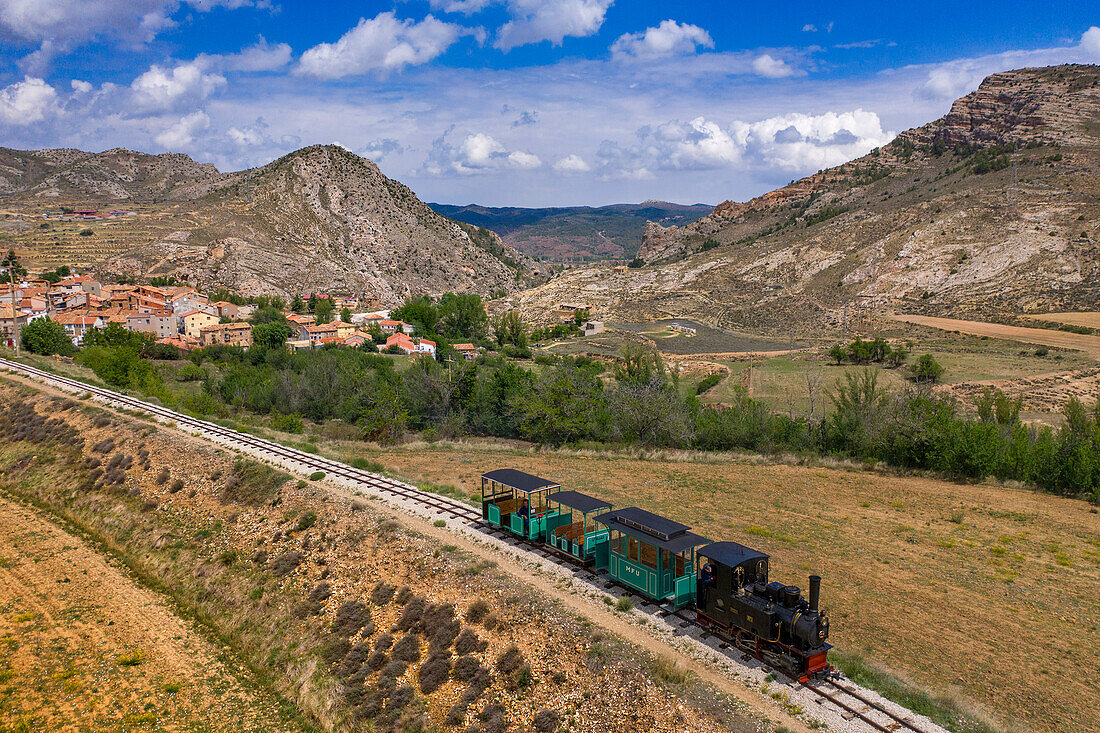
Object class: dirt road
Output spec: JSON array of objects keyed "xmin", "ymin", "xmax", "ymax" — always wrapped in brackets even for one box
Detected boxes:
[
  {"xmin": 0, "ymin": 493, "xmax": 305, "ymax": 732},
  {"xmin": 891, "ymin": 313, "xmax": 1100, "ymax": 359}
]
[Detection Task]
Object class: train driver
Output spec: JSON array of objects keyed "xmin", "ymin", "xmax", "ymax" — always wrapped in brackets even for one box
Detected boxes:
[{"xmin": 700, "ymin": 562, "xmax": 716, "ymax": 606}]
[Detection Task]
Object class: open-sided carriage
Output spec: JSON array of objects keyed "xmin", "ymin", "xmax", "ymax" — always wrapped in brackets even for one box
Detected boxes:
[
  {"xmin": 593, "ymin": 507, "xmax": 710, "ymax": 609},
  {"xmin": 545, "ymin": 491, "xmax": 611, "ymax": 563},
  {"xmin": 480, "ymin": 469, "xmax": 561, "ymax": 541}
]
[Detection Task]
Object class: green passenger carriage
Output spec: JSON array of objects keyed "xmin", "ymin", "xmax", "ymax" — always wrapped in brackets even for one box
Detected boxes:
[
  {"xmin": 545, "ymin": 491, "xmax": 612, "ymax": 563},
  {"xmin": 593, "ymin": 507, "xmax": 710, "ymax": 608},
  {"xmin": 481, "ymin": 469, "xmax": 561, "ymax": 541}
]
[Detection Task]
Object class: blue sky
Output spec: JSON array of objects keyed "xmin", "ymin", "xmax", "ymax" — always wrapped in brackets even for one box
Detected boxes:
[{"xmin": 1, "ymin": 2, "xmax": 1098, "ymax": 206}]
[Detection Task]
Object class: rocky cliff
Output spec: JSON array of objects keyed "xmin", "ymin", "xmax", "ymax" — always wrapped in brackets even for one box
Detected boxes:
[{"xmin": 520, "ymin": 65, "xmax": 1100, "ymax": 330}]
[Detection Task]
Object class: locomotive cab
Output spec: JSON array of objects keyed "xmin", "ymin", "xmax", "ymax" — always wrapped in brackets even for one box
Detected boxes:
[{"xmin": 697, "ymin": 542, "xmax": 831, "ymax": 680}]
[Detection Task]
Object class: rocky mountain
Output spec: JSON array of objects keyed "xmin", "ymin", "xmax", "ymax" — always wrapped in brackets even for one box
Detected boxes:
[
  {"xmin": 506, "ymin": 65, "xmax": 1100, "ymax": 331},
  {"xmin": 1, "ymin": 145, "xmax": 546, "ymax": 304},
  {"xmin": 428, "ymin": 200, "xmax": 712, "ymax": 262}
]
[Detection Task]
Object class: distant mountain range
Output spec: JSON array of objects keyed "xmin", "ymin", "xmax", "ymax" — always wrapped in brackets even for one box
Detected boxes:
[{"xmin": 428, "ymin": 201, "xmax": 713, "ymax": 262}]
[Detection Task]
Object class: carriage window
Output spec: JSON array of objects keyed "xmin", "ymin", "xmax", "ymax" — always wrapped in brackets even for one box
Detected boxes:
[
  {"xmin": 640, "ymin": 542, "xmax": 658, "ymax": 569},
  {"xmin": 660, "ymin": 549, "xmax": 671, "ymax": 571},
  {"xmin": 627, "ymin": 536, "xmax": 639, "ymax": 563},
  {"xmin": 674, "ymin": 551, "xmax": 686, "ymax": 577},
  {"xmin": 609, "ymin": 530, "xmax": 621, "ymax": 554}
]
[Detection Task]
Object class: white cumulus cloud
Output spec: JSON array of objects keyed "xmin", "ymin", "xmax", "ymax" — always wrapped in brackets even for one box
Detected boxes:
[
  {"xmin": 130, "ymin": 61, "xmax": 226, "ymax": 112},
  {"xmin": 495, "ymin": 0, "xmax": 613, "ymax": 51},
  {"xmin": 611, "ymin": 19, "xmax": 713, "ymax": 61},
  {"xmin": 297, "ymin": 12, "xmax": 464, "ymax": 78},
  {"xmin": 154, "ymin": 110, "xmax": 210, "ymax": 148},
  {"xmin": 597, "ymin": 110, "xmax": 894, "ymax": 179},
  {"xmin": 553, "ymin": 154, "xmax": 591, "ymax": 173},
  {"xmin": 752, "ymin": 54, "xmax": 798, "ymax": 78},
  {"xmin": 201, "ymin": 37, "xmax": 292, "ymax": 72},
  {"xmin": 0, "ymin": 76, "xmax": 60, "ymax": 125},
  {"xmin": 427, "ymin": 131, "xmax": 542, "ymax": 175}
]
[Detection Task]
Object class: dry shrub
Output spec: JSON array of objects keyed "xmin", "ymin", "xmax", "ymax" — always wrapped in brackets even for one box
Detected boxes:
[
  {"xmin": 418, "ymin": 652, "xmax": 452, "ymax": 694},
  {"xmin": 168, "ymin": 478, "xmax": 184, "ymax": 494},
  {"xmin": 332, "ymin": 600, "xmax": 371, "ymax": 637},
  {"xmin": 452, "ymin": 654, "xmax": 482, "ymax": 682},
  {"xmin": 478, "ymin": 704, "xmax": 509, "ymax": 733},
  {"xmin": 396, "ymin": 596, "xmax": 426, "ymax": 631},
  {"xmin": 373, "ymin": 633, "xmax": 394, "ymax": 652},
  {"xmin": 358, "ymin": 690, "xmax": 384, "ymax": 720},
  {"xmin": 92, "ymin": 438, "xmax": 114, "ymax": 453},
  {"xmin": 454, "ymin": 628, "xmax": 487, "ymax": 655},
  {"xmin": 83, "ymin": 456, "xmax": 101, "ymax": 469},
  {"xmin": 481, "ymin": 613, "xmax": 501, "ymax": 631},
  {"xmin": 93, "ymin": 415, "xmax": 111, "ymax": 427},
  {"xmin": 270, "ymin": 551, "xmax": 302, "ymax": 577},
  {"xmin": 251, "ymin": 549, "xmax": 268, "ymax": 565},
  {"xmin": 154, "ymin": 467, "xmax": 170, "ymax": 485},
  {"xmin": 141, "ymin": 499, "xmax": 157, "ymax": 512},
  {"xmin": 336, "ymin": 641, "xmax": 373, "ymax": 679},
  {"xmin": 366, "ymin": 650, "xmax": 388, "ymax": 672},
  {"xmin": 394, "ymin": 586, "xmax": 413, "ymax": 605},
  {"xmin": 370, "ymin": 581, "xmax": 396, "ymax": 606},
  {"xmin": 389, "ymin": 684, "xmax": 415, "ymax": 710},
  {"xmin": 496, "ymin": 645, "xmax": 524, "ymax": 675},
  {"xmin": 322, "ymin": 637, "xmax": 352, "ymax": 667},
  {"xmin": 533, "ymin": 709, "xmax": 560, "ymax": 733},
  {"xmin": 309, "ymin": 582, "xmax": 332, "ymax": 603},
  {"xmin": 464, "ymin": 599, "xmax": 491, "ymax": 624},
  {"xmin": 391, "ymin": 633, "xmax": 421, "ymax": 663}
]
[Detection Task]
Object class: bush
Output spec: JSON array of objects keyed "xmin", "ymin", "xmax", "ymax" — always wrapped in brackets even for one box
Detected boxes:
[
  {"xmin": 351, "ymin": 457, "xmax": 384, "ymax": 472},
  {"xmin": 453, "ymin": 654, "xmax": 482, "ymax": 681},
  {"xmin": 418, "ymin": 652, "xmax": 452, "ymax": 693},
  {"xmin": 495, "ymin": 645, "xmax": 524, "ymax": 675},
  {"xmin": 309, "ymin": 471, "xmax": 325, "ymax": 481},
  {"xmin": 177, "ymin": 363, "xmax": 206, "ymax": 382},
  {"xmin": 296, "ymin": 511, "xmax": 317, "ymax": 531},
  {"xmin": 534, "ymin": 709, "xmax": 561, "ymax": 733},
  {"xmin": 391, "ymin": 633, "xmax": 421, "ymax": 663},
  {"xmin": 370, "ymin": 582, "xmax": 396, "ymax": 606},
  {"xmin": 695, "ymin": 373, "xmax": 722, "ymax": 395},
  {"xmin": 910, "ymin": 354, "xmax": 945, "ymax": 383},
  {"xmin": 332, "ymin": 601, "xmax": 371, "ymax": 637},
  {"xmin": 454, "ymin": 628, "xmax": 486, "ymax": 655},
  {"xmin": 168, "ymin": 479, "xmax": 184, "ymax": 494},
  {"xmin": 270, "ymin": 551, "xmax": 303, "ymax": 577},
  {"xmin": 221, "ymin": 459, "xmax": 290, "ymax": 506},
  {"xmin": 270, "ymin": 412, "xmax": 304, "ymax": 433},
  {"xmin": 79, "ymin": 228, "xmax": 94, "ymax": 236}
]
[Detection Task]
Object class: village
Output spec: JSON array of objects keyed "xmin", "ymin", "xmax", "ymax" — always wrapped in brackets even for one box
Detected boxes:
[{"xmin": 0, "ymin": 272, "xmax": 491, "ymax": 360}]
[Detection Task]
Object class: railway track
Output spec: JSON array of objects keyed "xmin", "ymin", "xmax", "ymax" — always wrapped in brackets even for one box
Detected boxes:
[
  {"xmin": 1, "ymin": 356, "xmax": 934, "ymax": 733},
  {"xmin": 0, "ymin": 358, "xmax": 482, "ymax": 524}
]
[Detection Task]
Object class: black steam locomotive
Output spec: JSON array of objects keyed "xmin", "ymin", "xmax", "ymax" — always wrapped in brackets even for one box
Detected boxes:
[{"xmin": 695, "ymin": 542, "xmax": 830, "ymax": 680}]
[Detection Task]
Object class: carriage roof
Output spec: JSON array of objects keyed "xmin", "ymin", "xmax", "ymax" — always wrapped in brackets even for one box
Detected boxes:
[
  {"xmin": 594, "ymin": 507, "xmax": 710, "ymax": 553},
  {"xmin": 481, "ymin": 469, "xmax": 560, "ymax": 494},
  {"xmin": 547, "ymin": 490, "xmax": 611, "ymax": 514}
]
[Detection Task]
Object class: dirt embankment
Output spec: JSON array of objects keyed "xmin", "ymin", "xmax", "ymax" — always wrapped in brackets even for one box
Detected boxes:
[
  {"xmin": 0, "ymin": 382, "xmax": 775, "ymax": 733},
  {"xmin": 891, "ymin": 314, "xmax": 1100, "ymax": 359}
]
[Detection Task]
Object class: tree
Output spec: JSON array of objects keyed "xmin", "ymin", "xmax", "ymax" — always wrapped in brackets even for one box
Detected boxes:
[
  {"xmin": 340, "ymin": 306, "xmax": 352, "ymax": 323},
  {"xmin": 517, "ymin": 365, "xmax": 607, "ymax": 445},
  {"xmin": 608, "ymin": 379, "xmax": 693, "ymax": 447},
  {"xmin": 83, "ymin": 322, "xmax": 150, "ymax": 350},
  {"xmin": 21, "ymin": 318, "xmax": 74, "ymax": 356},
  {"xmin": 910, "ymin": 354, "xmax": 945, "ymax": 383},
  {"xmin": 573, "ymin": 308, "xmax": 590, "ymax": 327},
  {"xmin": 314, "ymin": 298, "xmax": 334, "ymax": 324},
  {"xmin": 307, "ymin": 294, "xmax": 318, "ymax": 313},
  {"xmin": 614, "ymin": 343, "xmax": 666, "ymax": 387},
  {"xmin": 270, "ymin": 295, "xmax": 287, "ymax": 311},
  {"xmin": 393, "ymin": 295, "xmax": 440, "ymax": 336},
  {"xmin": 493, "ymin": 310, "xmax": 528, "ymax": 348},
  {"xmin": 437, "ymin": 293, "xmax": 488, "ymax": 340},
  {"xmin": 828, "ymin": 343, "xmax": 847, "ymax": 365},
  {"xmin": 847, "ymin": 337, "xmax": 873, "ymax": 364},
  {"xmin": 290, "ymin": 293, "xmax": 305, "ymax": 313},
  {"xmin": 253, "ymin": 321, "xmax": 293, "ymax": 351}
]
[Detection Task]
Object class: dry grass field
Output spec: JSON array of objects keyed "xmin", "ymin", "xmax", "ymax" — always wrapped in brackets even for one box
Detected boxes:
[
  {"xmin": 341, "ymin": 441, "xmax": 1100, "ymax": 733},
  {"xmin": 891, "ymin": 315, "xmax": 1100, "ymax": 359},
  {"xmin": 1026, "ymin": 312, "xmax": 1100, "ymax": 330},
  {"xmin": 0, "ymin": 495, "xmax": 305, "ymax": 733}
]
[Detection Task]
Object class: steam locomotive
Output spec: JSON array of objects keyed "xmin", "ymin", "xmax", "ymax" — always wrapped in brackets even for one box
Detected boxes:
[{"xmin": 696, "ymin": 542, "xmax": 830, "ymax": 679}]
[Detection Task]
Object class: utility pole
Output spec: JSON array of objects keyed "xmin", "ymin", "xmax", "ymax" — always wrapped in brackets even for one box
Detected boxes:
[{"xmin": 4, "ymin": 249, "xmax": 20, "ymax": 353}]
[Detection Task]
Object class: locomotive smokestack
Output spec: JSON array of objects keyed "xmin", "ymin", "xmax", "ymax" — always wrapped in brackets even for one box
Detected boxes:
[{"xmin": 808, "ymin": 575, "xmax": 821, "ymax": 611}]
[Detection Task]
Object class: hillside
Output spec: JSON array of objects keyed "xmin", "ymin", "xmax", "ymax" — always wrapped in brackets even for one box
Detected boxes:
[
  {"xmin": 0, "ymin": 145, "xmax": 546, "ymax": 304},
  {"xmin": 428, "ymin": 201, "xmax": 712, "ymax": 262},
  {"xmin": 505, "ymin": 65, "xmax": 1100, "ymax": 330}
]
